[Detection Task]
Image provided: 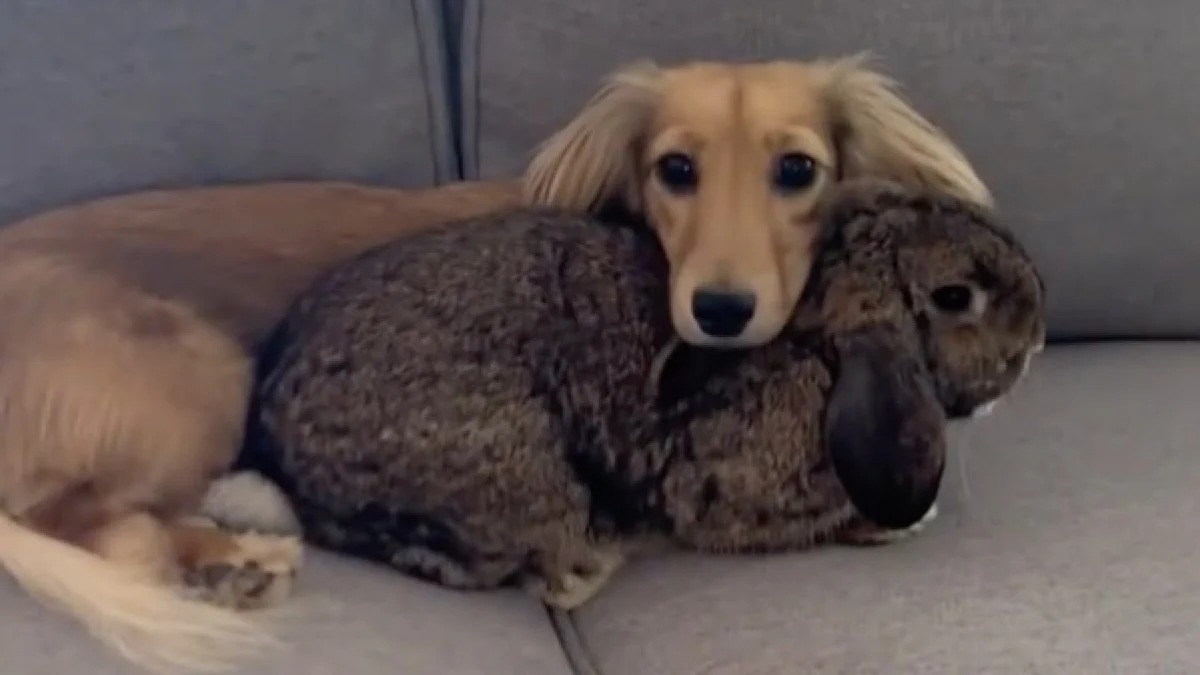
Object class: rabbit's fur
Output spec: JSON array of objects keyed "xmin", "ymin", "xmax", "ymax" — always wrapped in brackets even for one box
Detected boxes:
[{"xmin": 243, "ymin": 180, "xmax": 1046, "ymax": 609}]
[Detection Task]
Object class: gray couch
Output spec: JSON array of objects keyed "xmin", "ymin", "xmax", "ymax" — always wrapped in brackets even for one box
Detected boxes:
[{"xmin": 2, "ymin": 1, "xmax": 1197, "ymax": 673}]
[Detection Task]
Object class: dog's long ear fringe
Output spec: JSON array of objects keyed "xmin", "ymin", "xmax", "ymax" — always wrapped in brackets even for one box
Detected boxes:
[
  {"xmin": 816, "ymin": 53, "xmax": 993, "ymax": 208},
  {"xmin": 522, "ymin": 61, "xmax": 663, "ymax": 214}
]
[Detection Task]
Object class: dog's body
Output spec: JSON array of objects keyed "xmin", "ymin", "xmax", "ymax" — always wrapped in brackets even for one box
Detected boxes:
[
  {"xmin": 0, "ymin": 55, "xmax": 991, "ymax": 671},
  {"xmin": 0, "ymin": 179, "xmax": 522, "ymax": 671},
  {"xmin": 0, "ymin": 180, "xmax": 523, "ymax": 350}
]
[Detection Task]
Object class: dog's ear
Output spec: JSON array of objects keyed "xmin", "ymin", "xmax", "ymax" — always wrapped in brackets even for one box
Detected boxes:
[
  {"xmin": 816, "ymin": 53, "xmax": 993, "ymax": 208},
  {"xmin": 522, "ymin": 61, "xmax": 662, "ymax": 215},
  {"xmin": 825, "ymin": 325, "xmax": 947, "ymax": 530}
]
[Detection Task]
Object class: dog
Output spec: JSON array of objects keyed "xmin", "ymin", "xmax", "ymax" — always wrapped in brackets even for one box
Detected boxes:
[{"xmin": 0, "ymin": 54, "xmax": 989, "ymax": 672}]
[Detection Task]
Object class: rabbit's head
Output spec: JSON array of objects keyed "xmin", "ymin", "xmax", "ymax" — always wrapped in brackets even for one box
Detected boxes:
[
  {"xmin": 813, "ymin": 179, "xmax": 1046, "ymax": 419},
  {"xmin": 800, "ymin": 180, "xmax": 1045, "ymax": 529}
]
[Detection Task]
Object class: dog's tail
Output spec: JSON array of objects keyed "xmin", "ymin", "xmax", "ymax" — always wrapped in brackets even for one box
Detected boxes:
[{"xmin": 0, "ymin": 511, "xmax": 276, "ymax": 673}]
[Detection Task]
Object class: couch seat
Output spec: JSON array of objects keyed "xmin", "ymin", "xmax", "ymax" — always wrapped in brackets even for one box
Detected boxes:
[
  {"xmin": 0, "ymin": 548, "xmax": 573, "ymax": 675},
  {"xmin": 5, "ymin": 342, "xmax": 1195, "ymax": 674},
  {"xmin": 569, "ymin": 342, "xmax": 1200, "ymax": 674}
]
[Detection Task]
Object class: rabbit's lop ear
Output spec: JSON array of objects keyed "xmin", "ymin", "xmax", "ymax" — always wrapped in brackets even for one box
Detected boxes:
[{"xmin": 825, "ymin": 327, "xmax": 947, "ymax": 530}]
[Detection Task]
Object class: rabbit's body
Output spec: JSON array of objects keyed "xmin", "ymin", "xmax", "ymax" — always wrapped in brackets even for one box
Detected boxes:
[
  {"xmin": 248, "ymin": 213, "xmax": 856, "ymax": 602},
  {"xmin": 246, "ymin": 183, "xmax": 1047, "ymax": 608},
  {"xmin": 253, "ymin": 215, "xmax": 663, "ymax": 591}
]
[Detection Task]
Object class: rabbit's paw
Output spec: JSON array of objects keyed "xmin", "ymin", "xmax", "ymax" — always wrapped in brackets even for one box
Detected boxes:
[
  {"xmin": 524, "ymin": 547, "xmax": 625, "ymax": 610},
  {"xmin": 836, "ymin": 503, "xmax": 939, "ymax": 546},
  {"xmin": 180, "ymin": 522, "xmax": 304, "ymax": 610}
]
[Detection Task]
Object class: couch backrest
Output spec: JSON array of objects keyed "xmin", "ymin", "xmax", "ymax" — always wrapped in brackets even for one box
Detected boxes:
[
  {"xmin": 457, "ymin": 0, "xmax": 1200, "ymax": 341},
  {"xmin": 0, "ymin": 0, "xmax": 458, "ymax": 226},
  {"xmin": 3, "ymin": 0, "xmax": 1196, "ymax": 341}
]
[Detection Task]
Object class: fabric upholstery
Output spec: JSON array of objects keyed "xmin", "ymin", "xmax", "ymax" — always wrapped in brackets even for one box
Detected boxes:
[
  {"xmin": 570, "ymin": 342, "xmax": 1200, "ymax": 674},
  {"xmin": 2, "ymin": 4, "xmax": 1198, "ymax": 674},
  {"xmin": 0, "ymin": 548, "xmax": 573, "ymax": 675},
  {"xmin": 0, "ymin": 0, "xmax": 456, "ymax": 226},
  {"xmin": 460, "ymin": 0, "xmax": 1200, "ymax": 339}
]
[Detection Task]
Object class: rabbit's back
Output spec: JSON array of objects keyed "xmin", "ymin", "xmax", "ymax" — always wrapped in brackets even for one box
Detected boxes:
[{"xmin": 249, "ymin": 209, "xmax": 674, "ymax": 584}]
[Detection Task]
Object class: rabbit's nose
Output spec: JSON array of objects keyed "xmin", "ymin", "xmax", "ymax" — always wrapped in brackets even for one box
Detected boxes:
[{"xmin": 692, "ymin": 288, "xmax": 757, "ymax": 338}]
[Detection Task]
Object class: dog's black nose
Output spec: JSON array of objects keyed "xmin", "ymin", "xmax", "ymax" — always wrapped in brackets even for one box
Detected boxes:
[{"xmin": 692, "ymin": 288, "xmax": 757, "ymax": 338}]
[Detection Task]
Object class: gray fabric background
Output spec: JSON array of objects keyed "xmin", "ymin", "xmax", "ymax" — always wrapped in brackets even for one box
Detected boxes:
[
  {"xmin": 460, "ymin": 0, "xmax": 1200, "ymax": 340},
  {"xmin": 2, "ymin": 0, "xmax": 1197, "ymax": 339},
  {"xmin": 0, "ymin": 0, "xmax": 457, "ymax": 226}
]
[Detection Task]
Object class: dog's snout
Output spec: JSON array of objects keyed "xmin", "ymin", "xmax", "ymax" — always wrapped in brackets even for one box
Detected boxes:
[{"xmin": 691, "ymin": 288, "xmax": 757, "ymax": 338}]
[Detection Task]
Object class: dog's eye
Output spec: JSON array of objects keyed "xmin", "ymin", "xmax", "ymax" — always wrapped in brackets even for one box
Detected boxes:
[
  {"xmin": 931, "ymin": 284, "xmax": 977, "ymax": 315},
  {"xmin": 655, "ymin": 152, "xmax": 699, "ymax": 194},
  {"xmin": 773, "ymin": 153, "xmax": 817, "ymax": 193}
]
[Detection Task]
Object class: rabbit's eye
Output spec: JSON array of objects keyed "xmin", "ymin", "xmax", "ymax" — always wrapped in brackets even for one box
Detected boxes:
[
  {"xmin": 772, "ymin": 152, "xmax": 818, "ymax": 194},
  {"xmin": 655, "ymin": 153, "xmax": 699, "ymax": 194},
  {"xmin": 931, "ymin": 284, "xmax": 976, "ymax": 314}
]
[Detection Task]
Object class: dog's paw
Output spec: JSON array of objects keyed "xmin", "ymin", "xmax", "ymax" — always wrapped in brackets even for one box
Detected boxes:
[
  {"xmin": 836, "ymin": 503, "xmax": 939, "ymax": 547},
  {"xmin": 183, "ymin": 530, "xmax": 303, "ymax": 610}
]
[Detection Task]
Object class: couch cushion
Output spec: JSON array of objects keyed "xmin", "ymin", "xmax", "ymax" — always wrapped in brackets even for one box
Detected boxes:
[
  {"xmin": 0, "ymin": 548, "xmax": 572, "ymax": 675},
  {"xmin": 568, "ymin": 342, "xmax": 1200, "ymax": 674},
  {"xmin": 460, "ymin": 0, "xmax": 1200, "ymax": 339},
  {"xmin": 0, "ymin": 0, "xmax": 457, "ymax": 226}
]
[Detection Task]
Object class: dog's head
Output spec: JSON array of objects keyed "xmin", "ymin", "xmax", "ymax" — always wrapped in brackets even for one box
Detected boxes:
[{"xmin": 524, "ymin": 55, "xmax": 991, "ymax": 349}]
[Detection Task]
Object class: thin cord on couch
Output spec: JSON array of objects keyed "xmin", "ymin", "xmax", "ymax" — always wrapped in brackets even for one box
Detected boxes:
[{"xmin": 547, "ymin": 607, "xmax": 605, "ymax": 675}]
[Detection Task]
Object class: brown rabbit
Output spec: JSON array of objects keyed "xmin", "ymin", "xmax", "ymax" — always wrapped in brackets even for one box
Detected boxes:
[{"xmin": 237, "ymin": 180, "xmax": 1046, "ymax": 610}]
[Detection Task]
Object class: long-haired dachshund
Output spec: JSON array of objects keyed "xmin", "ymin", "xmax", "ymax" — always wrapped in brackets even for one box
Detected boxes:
[{"xmin": 0, "ymin": 54, "xmax": 989, "ymax": 672}]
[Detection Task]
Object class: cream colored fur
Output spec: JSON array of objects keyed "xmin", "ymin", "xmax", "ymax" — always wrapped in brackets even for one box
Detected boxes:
[{"xmin": 0, "ymin": 513, "xmax": 271, "ymax": 673}]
